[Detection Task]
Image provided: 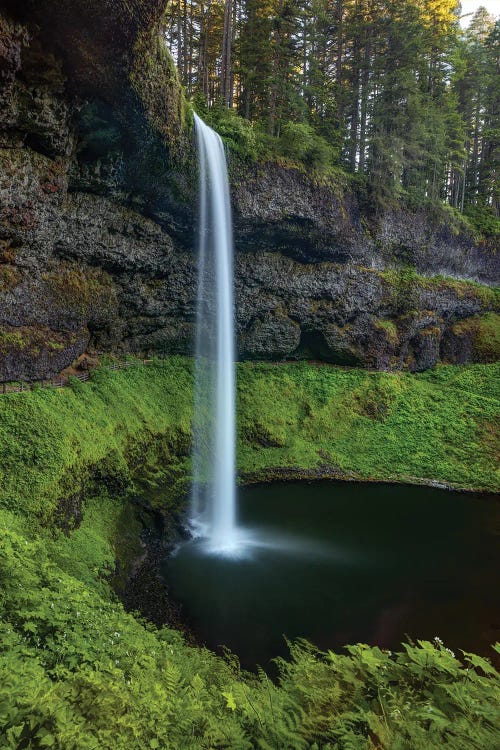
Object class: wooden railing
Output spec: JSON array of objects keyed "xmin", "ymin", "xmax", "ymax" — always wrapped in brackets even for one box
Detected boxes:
[{"xmin": 0, "ymin": 359, "xmax": 155, "ymax": 395}]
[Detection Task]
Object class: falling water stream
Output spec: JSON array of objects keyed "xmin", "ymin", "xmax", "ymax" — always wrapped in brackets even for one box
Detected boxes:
[
  {"xmin": 190, "ymin": 115, "xmax": 323, "ymax": 559},
  {"xmin": 191, "ymin": 114, "xmax": 237, "ymax": 553}
]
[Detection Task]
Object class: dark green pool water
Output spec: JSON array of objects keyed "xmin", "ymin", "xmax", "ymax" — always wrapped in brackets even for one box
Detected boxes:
[{"xmin": 162, "ymin": 481, "xmax": 499, "ymax": 669}]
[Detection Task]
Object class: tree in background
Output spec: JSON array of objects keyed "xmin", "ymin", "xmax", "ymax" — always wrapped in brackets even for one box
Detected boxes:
[
  {"xmin": 164, "ymin": 0, "xmax": 499, "ymax": 231},
  {"xmin": 455, "ymin": 11, "xmax": 499, "ymax": 229}
]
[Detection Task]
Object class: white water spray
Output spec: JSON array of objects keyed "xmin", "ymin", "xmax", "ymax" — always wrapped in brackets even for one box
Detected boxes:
[{"xmin": 191, "ymin": 113, "xmax": 237, "ymax": 554}]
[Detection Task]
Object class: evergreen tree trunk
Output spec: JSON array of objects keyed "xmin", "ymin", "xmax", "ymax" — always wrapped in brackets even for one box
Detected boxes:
[
  {"xmin": 358, "ymin": 36, "xmax": 371, "ymax": 173},
  {"xmin": 221, "ymin": 0, "xmax": 233, "ymax": 106}
]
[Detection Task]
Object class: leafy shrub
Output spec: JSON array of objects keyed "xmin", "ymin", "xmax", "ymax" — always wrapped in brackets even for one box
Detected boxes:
[
  {"xmin": 278, "ymin": 121, "xmax": 337, "ymax": 171},
  {"xmin": 190, "ymin": 103, "xmax": 350, "ymax": 188},
  {"xmin": 464, "ymin": 203, "xmax": 500, "ymax": 238},
  {"xmin": 193, "ymin": 98, "xmax": 261, "ymax": 162}
]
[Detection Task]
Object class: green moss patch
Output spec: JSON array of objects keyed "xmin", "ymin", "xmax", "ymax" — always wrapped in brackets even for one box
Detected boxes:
[
  {"xmin": 1, "ymin": 359, "xmax": 498, "ymax": 532},
  {"xmin": 373, "ymin": 318, "xmax": 399, "ymax": 344},
  {"xmin": 43, "ymin": 262, "xmax": 117, "ymax": 315},
  {"xmin": 237, "ymin": 361, "xmax": 499, "ymax": 492},
  {"xmin": 473, "ymin": 312, "xmax": 500, "ymax": 361},
  {"xmin": 130, "ymin": 28, "xmax": 185, "ymax": 148},
  {"xmin": 379, "ymin": 267, "xmax": 499, "ymax": 312},
  {"xmin": 0, "ymin": 325, "xmax": 79, "ymax": 356},
  {"xmin": 0, "ymin": 264, "xmax": 21, "ymax": 291},
  {"xmin": 450, "ymin": 312, "xmax": 500, "ymax": 362}
]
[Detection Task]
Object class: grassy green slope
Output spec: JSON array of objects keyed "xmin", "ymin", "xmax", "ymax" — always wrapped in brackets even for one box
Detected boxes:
[
  {"xmin": 1, "ymin": 359, "xmax": 498, "ymax": 532},
  {"xmin": 0, "ymin": 358, "xmax": 193, "ymax": 523},
  {"xmin": 238, "ymin": 362, "xmax": 500, "ymax": 492}
]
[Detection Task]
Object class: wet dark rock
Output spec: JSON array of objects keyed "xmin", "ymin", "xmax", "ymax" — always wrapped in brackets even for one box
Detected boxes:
[
  {"xmin": 410, "ymin": 326, "xmax": 442, "ymax": 372},
  {"xmin": 241, "ymin": 311, "xmax": 301, "ymax": 359},
  {"xmin": 232, "ymin": 162, "xmax": 362, "ymax": 262},
  {"xmin": 120, "ymin": 517, "xmax": 188, "ymax": 631},
  {"xmin": 55, "ymin": 491, "xmax": 84, "ymax": 534},
  {"xmin": 441, "ymin": 323, "xmax": 476, "ymax": 365}
]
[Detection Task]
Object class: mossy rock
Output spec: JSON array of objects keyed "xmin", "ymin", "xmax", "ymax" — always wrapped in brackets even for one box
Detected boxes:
[
  {"xmin": 43, "ymin": 262, "xmax": 117, "ymax": 318},
  {"xmin": 379, "ymin": 267, "xmax": 499, "ymax": 313},
  {"xmin": 0, "ymin": 324, "xmax": 90, "ymax": 382},
  {"xmin": 373, "ymin": 318, "xmax": 399, "ymax": 345},
  {"xmin": 0, "ymin": 264, "xmax": 21, "ymax": 291},
  {"xmin": 130, "ymin": 27, "xmax": 186, "ymax": 149},
  {"xmin": 474, "ymin": 313, "xmax": 500, "ymax": 361},
  {"xmin": 443, "ymin": 313, "xmax": 500, "ymax": 364}
]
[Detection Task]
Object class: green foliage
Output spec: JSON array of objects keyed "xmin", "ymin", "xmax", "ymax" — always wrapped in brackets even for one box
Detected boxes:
[
  {"xmin": 277, "ymin": 640, "xmax": 500, "ymax": 749},
  {"xmin": 237, "ymin": 361, "xmax": 500, "ymax": 492},
  {"xmin": 0, "ymin": 357, "xmax": 193, "ymax": 525},
  {"xmin": 0, "ymin": 358, "xmax": 499, "ymax": 746},
  {"xmin": 44, "ymin": 492, "xmax": 142, "ymax": 596},
  {"xmin": 0, "ymin": 264, "xmax": 21, "ymax": 292},
  {"xmin": 278, "ymin": 122, "xmax": 336, "ymax": 170},
  {"xmin": 193, "ymin": 99, "xmax": 351, "ymax": 185},
  {"xmin": 0, "ymin": 515, "xmax": 498, "ymax": 748},
  {"xmin": 194, "ymin": 98, "xmax": 261, "ymax": 162},
  {"xmin": 464, "ymin": 204, "xmax": 500, "ymax": 238},
  {"xmin": 373, "ymin": 319, "xmax": 399, "ymax": 345}
]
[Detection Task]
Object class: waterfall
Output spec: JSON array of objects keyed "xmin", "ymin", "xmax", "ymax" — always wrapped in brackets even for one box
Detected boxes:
[{"xmin": 191, "ymin": 113, "xmax": 237, "ymax": 554}]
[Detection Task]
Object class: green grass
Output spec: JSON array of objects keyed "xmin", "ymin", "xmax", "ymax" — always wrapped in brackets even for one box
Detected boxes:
[
  {"xmin": 237, "ymin": 361, "xmax": 500, "ymax": 492},
  {"xmin": 1, "ymin": 359, "xmax": 498, "ymax": 535},
  {"xmin": 0, "ymin": 357, "xmax": 193, "ymax": 524},
  {"xmin": 0, "ymin": 357, "xmax": 498, "ymax": 748}
]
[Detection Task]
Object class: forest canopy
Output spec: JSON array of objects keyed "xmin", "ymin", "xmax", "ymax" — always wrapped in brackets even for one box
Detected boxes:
[{"xmin": 165, "ymin": 1, "xmax": 499, "ymax": 232}]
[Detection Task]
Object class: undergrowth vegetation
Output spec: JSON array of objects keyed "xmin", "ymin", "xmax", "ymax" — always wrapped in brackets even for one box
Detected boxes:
[
  {"xmin": 193, "ymin": 100, "xmax": 350, "ymax": 186},
  {"xmin": 0, "ymin": 510, "xmax": 499, "ymax": 749},
  {"xmin": 238, "ymin": 361, "xmax": 499, "ymax": 492},
  {"xmin": 0, "ymin": 358, "xmax": 193, "ymax": 525},
  {"xmin": 0, "ymin": 359, "xmax": 498, "ymax": 747}
]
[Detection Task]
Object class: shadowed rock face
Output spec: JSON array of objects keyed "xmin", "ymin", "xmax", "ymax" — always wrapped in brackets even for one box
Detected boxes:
[
  {"xmin": 234, "ymin": 254, "xmax": 498, "ymax": 370},
  {"xmin": 0, "ymin": 1, "xmax": 498, "ymax": 381},
  {"xmin": 231, "ymin": 163, "xmax": 498, "ymax": 282}
]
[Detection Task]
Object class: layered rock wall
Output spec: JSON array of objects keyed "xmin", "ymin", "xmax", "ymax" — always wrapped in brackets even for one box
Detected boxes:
[{"xmin": 0, "ymin": 1, "xmax": 498, "ymax": 381}]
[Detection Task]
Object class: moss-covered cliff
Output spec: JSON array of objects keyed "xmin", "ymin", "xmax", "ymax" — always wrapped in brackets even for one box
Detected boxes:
[{"xmin": 1, "ymin": 359, "xmax": 498, "ymax": 536}]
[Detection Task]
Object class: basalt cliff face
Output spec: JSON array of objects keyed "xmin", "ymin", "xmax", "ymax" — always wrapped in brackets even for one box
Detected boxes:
[{"xmin": 0, "ymin": 0, "xmax": 498, "ymax": 381}]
